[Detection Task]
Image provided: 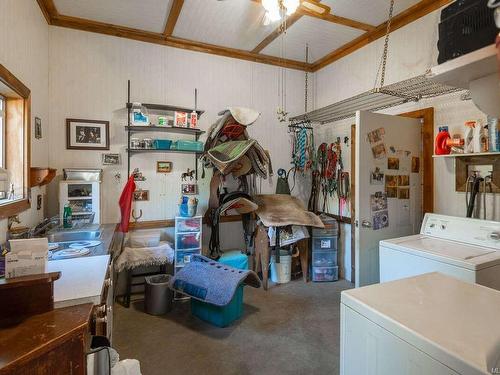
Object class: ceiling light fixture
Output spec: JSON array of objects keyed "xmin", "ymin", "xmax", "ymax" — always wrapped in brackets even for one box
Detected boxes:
[{"xmin": 262, "ymin": 0, "xmax": 300, "ymax": 22}]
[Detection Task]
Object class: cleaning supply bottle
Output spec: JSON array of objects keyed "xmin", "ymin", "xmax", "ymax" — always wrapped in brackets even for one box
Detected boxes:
[
  {"xmin": 488, "ymin": 116, "xmax": 500, "ymax": 152},
  {"xmin": 464, "ymin": 121, "xmax": 475, "ymax": 154},
  {"xmin": 63, "ymin": 203, "xmax": 72, "ymax": 228}
]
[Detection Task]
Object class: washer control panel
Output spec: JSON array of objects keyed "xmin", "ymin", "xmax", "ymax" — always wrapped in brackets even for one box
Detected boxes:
[{"xmin": 421, "ymin": 214, "xmax": 500, "ymax": 250}]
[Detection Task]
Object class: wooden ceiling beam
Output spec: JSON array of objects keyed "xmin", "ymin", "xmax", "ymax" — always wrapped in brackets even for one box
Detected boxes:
[
  {"xmin": 296, "ymin": 8, "xmax": 375, "ymax": 32},
  {"xmin": 163, "ymin": 0, "xmax": 184, "ymax": 37},
  {"xmin": 251, "ymin": 12, "xmax": 303, "ymax": 53},
  {"xmin": 36, "ymin": 0, "xmax": 58, "ymax": 24},
  {"xmin": 310, "ymin": 0, "xmax": 454, "ymax": 72},
  {"xmin": 49, "ymin": 15, "xmax": 313, "ymax": 71}
]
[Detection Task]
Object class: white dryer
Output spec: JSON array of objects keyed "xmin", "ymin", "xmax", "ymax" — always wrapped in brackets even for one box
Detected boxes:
[
  {"xmin": 379, "ymin": 213, "xmax": 500, "ymax": 289},
  {"xmin": 340, "ymin": 273, "xmax": 500, "ymax": 375}
]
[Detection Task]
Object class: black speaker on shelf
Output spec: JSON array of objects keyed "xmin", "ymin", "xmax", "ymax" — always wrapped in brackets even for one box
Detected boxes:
[{"xmin": 438, "ymin": 0, "xmax": 498, "ymax": 64}]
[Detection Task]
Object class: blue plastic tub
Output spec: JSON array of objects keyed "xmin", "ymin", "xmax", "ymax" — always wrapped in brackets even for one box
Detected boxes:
[
  {"xmin": 190, "ymin": 251, "xmax": 248, "ymax": 327},
  {"xmin": 174, "ymin": 140, "xmax": 204, "ymax": 152},
  {"xmin": 191, "ymin": 285, "xmax": 244, "ymax": 328},
  {"xmin": 153, "ymin": 139, "xmax": 172, "ymax": 150}
]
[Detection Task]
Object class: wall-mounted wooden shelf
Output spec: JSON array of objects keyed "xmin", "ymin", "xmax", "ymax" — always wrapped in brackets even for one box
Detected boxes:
[
  {"xmin": 29, "ymin": 167, "xmax": 56, "ymax": 187},
  {"xmin": 433, "ymin": 152, "xmax": 500, "ymax": 158}
]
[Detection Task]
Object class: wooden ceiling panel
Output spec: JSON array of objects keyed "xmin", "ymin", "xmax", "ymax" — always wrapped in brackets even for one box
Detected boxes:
[
  {"xmin": 173, "ymin": 0, "xmax": 276, "ymax": 51},
  {"xmin": 53, "ymin": 0, "xmax": 173, "ymax": 33},
  {"xmin": 261, "ymin": 17, "xmax": 364, "ymax": 62},
  {"xmin": 321, "ymin": 0, "xmax": 421, "ymax": 26}
]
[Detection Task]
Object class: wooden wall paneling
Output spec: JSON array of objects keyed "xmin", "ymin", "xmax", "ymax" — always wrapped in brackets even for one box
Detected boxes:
[{"xmin": 49, "ymin": 15, "xmax": 312, "ymax": 71}]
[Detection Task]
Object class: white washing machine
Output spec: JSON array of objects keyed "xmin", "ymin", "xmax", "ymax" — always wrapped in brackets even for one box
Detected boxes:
[
  {"xmin": 379, "ymin": 213, "xmax": 500, "ymax": 289},
  {"xmin": 340, "ymin": 273, "xmax": 500, "ymax": 375}
]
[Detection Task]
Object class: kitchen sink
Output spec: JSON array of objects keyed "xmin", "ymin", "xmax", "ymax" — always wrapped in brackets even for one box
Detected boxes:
[{"xmin": 47, "ymin": 230, "xmax": 101, "ymax": 243}]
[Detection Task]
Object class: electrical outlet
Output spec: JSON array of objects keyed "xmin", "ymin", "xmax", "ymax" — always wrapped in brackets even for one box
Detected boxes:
[{"xmin": 467, "ymin": 164, "xmax": 493, "ymax": 179}]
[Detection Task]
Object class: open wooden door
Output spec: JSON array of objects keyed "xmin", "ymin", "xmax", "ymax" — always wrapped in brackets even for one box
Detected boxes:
[{"xmin": 354, "ymin": 110, "xmax": 423, "ymax": 287}]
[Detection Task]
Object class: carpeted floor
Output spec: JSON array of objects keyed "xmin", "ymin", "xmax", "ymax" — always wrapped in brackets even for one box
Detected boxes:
[{"xmin": 113, "ymin": 279, "xmax": 353, "ymax": 375}]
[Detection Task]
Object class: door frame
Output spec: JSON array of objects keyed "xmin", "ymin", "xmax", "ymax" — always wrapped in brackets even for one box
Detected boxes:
[{"xmin": 350, "ymin": 107, "xmax": 434, "ymax": 283}]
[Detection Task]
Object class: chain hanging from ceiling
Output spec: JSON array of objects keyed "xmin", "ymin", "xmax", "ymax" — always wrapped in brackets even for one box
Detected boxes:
[
  {"xmin": 277, "ymin": 3, "xmax": 288, "ymax": 123},
  {"xmin": 374, "ymin": 0, "xmax": 395, "ymax": 90}
]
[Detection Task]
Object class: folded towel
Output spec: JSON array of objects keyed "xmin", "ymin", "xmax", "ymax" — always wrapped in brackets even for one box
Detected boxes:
[{"xmin": 169, "ymin": 254, "xmax": 261, "ymax": 306}]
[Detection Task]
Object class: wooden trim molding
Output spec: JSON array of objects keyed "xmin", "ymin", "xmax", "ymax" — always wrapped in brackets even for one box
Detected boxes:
[
  {"xmin": 310, "ymin": 0, "xmax": 454, "ymax": 72},
  {"xmin": 164, "ymin": 0, "xmax": 184, "ymax": 37},
  {"xmin": 400, "ymin": 107, "xmax": 435, "ymax": 214},
  {"xmin": 49, "ymin": 14, "xmax": 312, "ymax": 71},
  {"xmin": 36, "ymin": 0, "xmax": 450, "ymax": 72},
  {"xmin": 127, "ymin": 214, "xmax": 243, "ymax": 230},
  {"xmin": 0, "ymin": 63, "xmax": 31, "ymax": 219},
  {"xmin": 251, "ymin": 12, "xmax": 303, "ymax": 54},
  {"xmin": 35, "ymin": 0, "xmax": 58, "ymax": 24},
  {"xmin": 297, "ymin": 8, "xmax": 375, "ymax": 32}
]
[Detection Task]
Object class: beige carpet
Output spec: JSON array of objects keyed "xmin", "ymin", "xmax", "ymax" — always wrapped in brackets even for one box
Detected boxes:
[{"xmin": 113, "ymin": 278, "xmax": 353, "ymax": 375}]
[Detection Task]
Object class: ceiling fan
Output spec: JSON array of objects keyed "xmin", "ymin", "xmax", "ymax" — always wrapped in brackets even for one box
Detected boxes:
[
  {"xmin": 260, "ymin": 0, "xmax": 331, "ymax": 22},
  {"xmin": 216, "ymin": 0, "xmax": 331, "ymax": 23}
]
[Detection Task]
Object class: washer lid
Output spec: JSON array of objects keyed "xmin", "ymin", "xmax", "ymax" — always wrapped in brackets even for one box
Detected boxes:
[
  {"xmin": 341, "ymin": 273, "xmax": 500, "ymax": 375},
  {"xmin": 380, "ymin": 235, "xmax": 500, "ymax": 270}
]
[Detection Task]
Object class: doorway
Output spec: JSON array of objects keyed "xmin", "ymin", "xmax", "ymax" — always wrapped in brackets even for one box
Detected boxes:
[{"xmin": 350, "ymin": 107, "xmax": 435, "ymax": 286}]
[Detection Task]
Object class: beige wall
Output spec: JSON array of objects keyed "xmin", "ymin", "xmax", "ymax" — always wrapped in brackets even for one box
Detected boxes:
[
  {"xmin": 0, "ymin": 0, "xmax": 50, "ymax": 243},
  {"xmin": 314, "ymin": 8, "xmax": 496, "ymax": 281}
]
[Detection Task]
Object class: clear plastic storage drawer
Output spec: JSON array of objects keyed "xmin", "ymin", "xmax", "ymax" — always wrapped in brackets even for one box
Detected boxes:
[
  {"xmin": 176, "ymin": 250, "xmax": 200, "ymax": 267},
  {"xmin": 176, "ymin": 232, "xmax": 201, "ymax": 250},
  {"xmin": 312, "ymin": 250, "xmax": 337, "ymax": 268},
  {"xmin": 175, "ymin": 216, "xmax": 202, "ymax": 233},
  {"xmin": 312, "ymin": 266, "xmax": 339, "ymax": 282}
]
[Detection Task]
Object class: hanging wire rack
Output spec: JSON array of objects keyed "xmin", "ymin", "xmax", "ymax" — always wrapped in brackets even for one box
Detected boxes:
[{"xmin": 289, "ymin": 75, "xmax": 468, "ymax": 125}]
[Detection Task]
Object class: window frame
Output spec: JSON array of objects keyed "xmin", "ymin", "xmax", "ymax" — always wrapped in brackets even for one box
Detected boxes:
[
  {"xmin": 0, "ymin": 94, "xmax": 4, "ymax": 168},
  {"xmin": 0, "ymin": 63, "xmax": 31, "ymax": 219}
]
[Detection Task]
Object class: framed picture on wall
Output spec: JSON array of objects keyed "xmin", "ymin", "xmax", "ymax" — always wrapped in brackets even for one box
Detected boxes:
[
  {"xmin": 66, "ymin": 118, "xmax": 110, "ymax": 150},
  {"xmin": 102, "ymin": 153, "xmax": 121, "ymax": 165},
  {"xmin": 35, "ymin": 117, "xmax": 42, "ymax": 139},
  {"xmin": 156, "ymin": 161, "xmax": 172, "ymax": 173}
]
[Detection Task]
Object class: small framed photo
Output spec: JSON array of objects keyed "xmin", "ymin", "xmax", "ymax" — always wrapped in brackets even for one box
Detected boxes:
[
  {"xmin": 66, "ymin": 118, "xmax": 110, "ymax": 150},
  {"xmin": 181, "ymin": 183, "xmax": 198, "ymax": 195},
  {"xmin": 157, "ymin": 161, "xmax": 172, "ymax": 173},
  {"xmin": 35, "ymin": 117, "xmax": 42, "ymax": 139},
  {"xmin": 133, "ymin": 190, "xmax": 149, "ymax": 201},
  {"xmin": 102, "ymin": 153, "xmax": 121, "ymax": 165}
]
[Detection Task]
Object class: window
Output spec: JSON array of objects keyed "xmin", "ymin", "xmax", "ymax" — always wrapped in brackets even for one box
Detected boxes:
[
  {"xmin": 0, "ymin": 64, "xmax": 31, "ymax": 218},
  {"xmin": 0, "ymin": 95, "xmax": 5, "ymax": 168}
]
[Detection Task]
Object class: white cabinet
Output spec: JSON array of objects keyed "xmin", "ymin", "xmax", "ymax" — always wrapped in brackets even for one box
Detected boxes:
[{"xmin": 59, "ymin": 180, "xmax": 100, "ymax": 224}]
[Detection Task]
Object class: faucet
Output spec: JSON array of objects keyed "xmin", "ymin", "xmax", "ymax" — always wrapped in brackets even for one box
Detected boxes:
[{"xmin": 29, "ymin": 216, "xmax": 61, "ymax": 238}]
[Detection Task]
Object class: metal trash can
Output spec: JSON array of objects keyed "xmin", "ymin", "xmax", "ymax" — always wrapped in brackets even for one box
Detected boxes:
[{"xmin": 144, "ymin": 274, "xmax": 173, "ymax": 315}]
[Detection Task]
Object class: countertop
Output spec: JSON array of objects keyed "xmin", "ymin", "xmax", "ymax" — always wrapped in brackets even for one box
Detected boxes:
[
  {"xmin": 48, "ymin": 255, "xmax": 110, "ymax": 308},
  {"xmin": 0, "ymin": 303, "xmax": 93, "ymax": 372},
  {"xmin": 46, "ymin": 223, "xmax": 120, "ymax": 308}
]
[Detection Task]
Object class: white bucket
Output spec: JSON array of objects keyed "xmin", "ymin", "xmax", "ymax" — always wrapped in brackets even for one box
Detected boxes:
[{"xmin": 270, "ymin": 252, "xmax": 292, "ymax": 284}]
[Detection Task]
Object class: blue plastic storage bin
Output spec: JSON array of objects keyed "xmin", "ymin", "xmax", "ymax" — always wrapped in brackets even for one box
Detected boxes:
[
  {"xmin": 153, "ymin": 139, "xmax": 172, "ymax": 150},
  {"xmin": 191, "ymin": 285, "xmax": 244, "ymax": 328},
  {"xmin": 190, "ymin": 250, "xmax": 248, "ymax": 327}
]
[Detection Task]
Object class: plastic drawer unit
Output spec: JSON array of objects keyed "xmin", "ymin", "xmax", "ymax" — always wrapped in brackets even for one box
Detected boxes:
[
  {"xmin": 312, "ymin": 236, "xmax": 338, "ymax": 252},
  {"xmin": 312, "ymin": 250, "xmax": 338, "ymax": 268},
  {"xmin": 312, "ymin": 266, "xmax": 339, "ymax": 282},
  {"xmin": 174, "ymin": 216, "xmax": 202, "ymax": 274}
]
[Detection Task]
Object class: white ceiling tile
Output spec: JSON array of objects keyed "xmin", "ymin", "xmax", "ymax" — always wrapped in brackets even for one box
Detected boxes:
[
  {"xmin": 54, "ymin": 0, "xmax": 173, "ymax": 33},
  {"xmin": 261, "ymin": 17, "xmax": 364, "ymax": 62},
  {"xmin": 322, "ymin": 0, "xmax": 422, "ymax": 27},
  {"xmin": 173, "ymin": 0, "xmax": 275, "ymax": 50}
]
